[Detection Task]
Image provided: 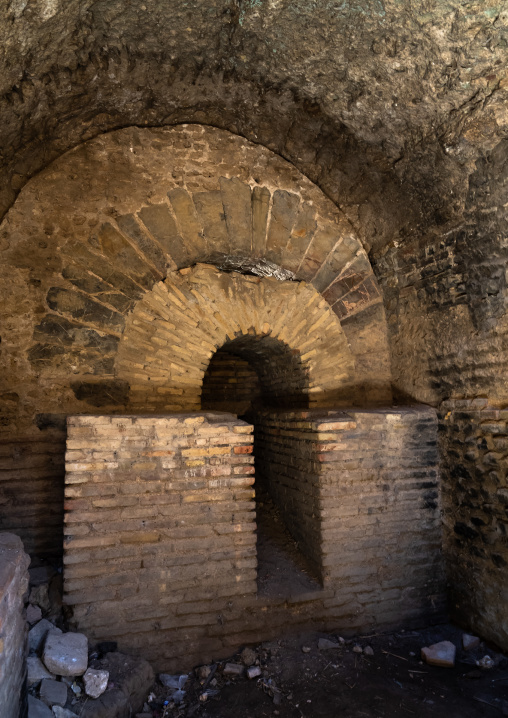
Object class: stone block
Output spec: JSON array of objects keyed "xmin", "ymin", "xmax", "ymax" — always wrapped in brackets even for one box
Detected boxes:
[
  {"xmin": 421, "ymin": 641, "xmax": 456, "ymax": 667},
  {"xmin": 27, "ymin": 656, "xmax": 55, "ymax": 687},
  {"xmin": 27, "ymin": 604, "xmax": 43, "ymax": 626},
  {"xmin": 29, "ymin": 620, "xmax": 62, "ymax": 654},
  {"xmin": 52, "ymin": 708, "xmax": 79, "ymax": 718},
  {"xmin": 28, "ymin": 695, "xmax": 53, "ymax": 718},
  {"xmin": 43, "ymin": 632, "xmax": 88, "ymax": 676},
  {"xmin": 40, "ymin": 677, "xmax": 68, "ymax": 707},
  {"xmin": 463, "ymin": 634, "xmax": 481, "ymax": 651}
]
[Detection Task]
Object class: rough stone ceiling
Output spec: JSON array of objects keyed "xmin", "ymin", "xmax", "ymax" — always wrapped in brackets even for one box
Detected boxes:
[{"xmin": 1, "ymin": 0, "xmax": 507, "ymax": 252}]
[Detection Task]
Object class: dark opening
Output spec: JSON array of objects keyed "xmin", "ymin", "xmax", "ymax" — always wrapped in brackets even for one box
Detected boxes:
[{"xmin": 201, "ymin": 335, "xmax": 322, "ymax": 599}]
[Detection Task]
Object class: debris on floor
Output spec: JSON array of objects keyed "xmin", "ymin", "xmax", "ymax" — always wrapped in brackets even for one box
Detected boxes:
[
  {"xmin": 26, "ymin": 561, "xmax": 154, "ymax": 718},
  {"xmin": 131, "ymin": 625, "xmax": 508, "ymax": 718},
  {"xmin": 421, "ymin": 640, "xmax": 456, "ymax": 667},
  {"xmin": 25, "ymin": 558, "xmax": 508, "ymax": 718}
]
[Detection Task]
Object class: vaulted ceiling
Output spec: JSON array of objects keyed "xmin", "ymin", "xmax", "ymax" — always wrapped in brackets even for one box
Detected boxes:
[{"xmin": 1, "ymin": 0, "xmax": 507, "ymax": 254}]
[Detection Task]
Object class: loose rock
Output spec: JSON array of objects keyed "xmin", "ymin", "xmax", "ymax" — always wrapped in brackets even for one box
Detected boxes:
[
  {"xmin": 318, "ymin": 638, "xmax": 341, "ymax": 650},
  {"xmin": 273, "ymin": 688, "xmax": 282, "ymax": 706},
  {"xmin": 29, "ymin": 584, "xmax": 51, "ymax": 613},
  {"xmin": 353, "ymin": 645, "xmax": 363, "ymax": 654},
  {"xmin": 29, "ymin": 620, "xmax": 62, "ymax": 653},
  {"xmin": 223, "ymin": 662, "xmax": 244, "ymax": 676},
  {"xmin": 27, "ymin": 604, "xmax": 43, "ymax": 625},
  {"xmin": 43, "ymin": 632, "xmax": 88, "ymax": 676},
  {"xmin": 83, "ymin": 668, "xmax": 109, "ymax": 699},
  {"xmin": 463, "ymin": 634, "xmax": 481, "ymax": 651},
  {"xmin": 364, "ymin": 646, "xmax": 374, "ymax": 656},
  {"xmin": 421, "ymin": 641, "xmax": 456, "ymax": 668},
  {"xmin": 52, "ymin": 708, "xmax": 79, "ymax": 718},
  {"xmin": 240, "ymin": 647, "xmax": 257, "ymax": 666},
  {"xmin": 302, "ymin": 646, "xmax": 311, "ymax": 653},
  {"xmin": 40, "ymin": 678, "xmax": 68, "ymax": 707},
  {"xmin": 197, "ymin": 665, "xmax": 211, "ymax": 680},
  {"xmin": 247, "ymin": 665, "xmax": 262, "ymax": 679},
  {"xmin": 477, "ymin": 655, "xmax": 495, "ymax": 669},
  {"xmin": 27, "ymin": 656, "xmax": 55, "ymax": 687},
  {"xmin": 27, "ymin": 695, "xmax": 52, "ymax": 718}
]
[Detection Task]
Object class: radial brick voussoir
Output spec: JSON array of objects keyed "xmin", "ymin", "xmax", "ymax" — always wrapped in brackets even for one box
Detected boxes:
[{"xmin": 115, "ymin": 264, "xmax": 359, "ymax": 411}]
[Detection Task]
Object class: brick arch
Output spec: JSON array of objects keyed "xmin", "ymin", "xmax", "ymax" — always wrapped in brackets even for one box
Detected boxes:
[
  {"xmin": 0, "ymin": 124, "xmax": 391, "ymax": 418},
  {"xmin": 116, "ymin": 264, "xmax": 356, "ymax": 411}
]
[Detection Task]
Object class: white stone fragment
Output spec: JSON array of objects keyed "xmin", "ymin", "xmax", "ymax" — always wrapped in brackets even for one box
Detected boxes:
[
  {"xmin": 43, "ymin": 632, "xmax": 88, "ymax": 676},
  {"xmin": 477, "ymin": 655, "xmax": 495, "ymax": 669},
  {"xmin": 247, "ymin": 665, "xmax": 262, "ymax": 679},
  {"xmin": 83, "ymin": 668, "xmax": 109, "ymax": 699},
  {"xmin": 421, "ymin": 640, "xmax": 456, "ymax": 667}
]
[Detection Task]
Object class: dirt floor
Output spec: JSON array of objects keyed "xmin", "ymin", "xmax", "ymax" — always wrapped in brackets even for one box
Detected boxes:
[
  {"xmin": 255, "ymin": 486, "xmax": 322, "ymax": 599},
  {"xmin": 142, "ymin": 623, "xmax": 508, "ymax": 718}
]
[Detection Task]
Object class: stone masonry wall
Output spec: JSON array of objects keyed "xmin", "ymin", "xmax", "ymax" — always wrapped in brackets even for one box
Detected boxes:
[
  {"xmin": 64, "ymin": 409, "xmax": 445, "ymax": 671},
  {"xmin": 0, "ymin": 532, "xmax": 30, "ymax": 718},
  {"xmin": 372, "ymin": 146, "xmax": 508, "ymax": 649},
  {"xmin": 256, "ymin": 407, "xmax": 446, "ymax": 626},
  {"xmin": 440, "ymin": 399, "xmax": 508, "ymax": 649}
]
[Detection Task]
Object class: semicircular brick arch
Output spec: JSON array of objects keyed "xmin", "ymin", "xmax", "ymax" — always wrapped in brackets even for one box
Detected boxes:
[
  {"xmin": 1, "ymin": 122, "xmax": 393, "ymax": 426},
  {"xmin": 116, "ymin": 264, "xmax": 356, "ymax": 411}
]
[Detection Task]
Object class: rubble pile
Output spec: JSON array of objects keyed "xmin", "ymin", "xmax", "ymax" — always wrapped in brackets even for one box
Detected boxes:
[{"xmin": 26, "ymin": 562, "xmax": 153, "ymax": 718}]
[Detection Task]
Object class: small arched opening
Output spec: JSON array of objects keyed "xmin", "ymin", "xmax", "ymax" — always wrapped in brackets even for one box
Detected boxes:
[{"xmin": 201, "ymin": 334, "xmax": 322, "ymax": 598}]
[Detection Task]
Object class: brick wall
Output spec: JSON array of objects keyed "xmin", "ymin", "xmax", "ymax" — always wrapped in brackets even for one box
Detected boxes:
[
  {"xmin": 64, "ymin": 408, "xmax": 445, "ymax": 671},
  {"xmin": 0, "ymin": 532, "xmax": 30, "ymax": 718},
  {"xmin": 64, "ymin": 413, "xmax": 256, "ymax": 669},
  {"xmin": 256, "ymin": 407, "xmax": 446, "ymax": 624},
  {"xmin": 201, "ymin": 351, "xmax": 261, "ymax": 415}
]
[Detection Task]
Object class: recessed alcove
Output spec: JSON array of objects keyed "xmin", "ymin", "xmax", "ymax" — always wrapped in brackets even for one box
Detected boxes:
[{"xmin": 201, "ymin": 337, "xmax": 323, "ymax": 599}]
